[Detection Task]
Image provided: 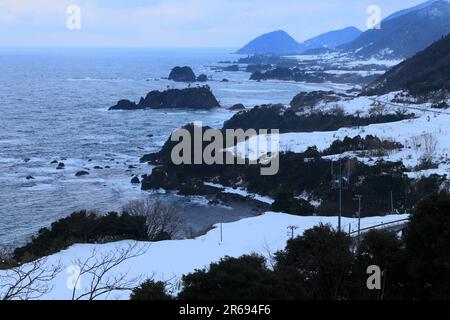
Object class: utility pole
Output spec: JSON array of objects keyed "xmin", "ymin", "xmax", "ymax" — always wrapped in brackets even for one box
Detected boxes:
[
  {"xmin": 390, "ymin": 191, "xmax": 394, "ymax": 214},
  {"xmin": 287, "ymin": 225, "xmax": 299, "ymax": 239},
  {"xmin": 339, "ymin": 161, "xmax": 342, "ymax": 232},
  {"xmin": 332, "ymin": 159, "xmax": 350, "ymax": 233},
  {"xmin": 354, "ymin": 195, "xmax": 363, "ymax": 243}
]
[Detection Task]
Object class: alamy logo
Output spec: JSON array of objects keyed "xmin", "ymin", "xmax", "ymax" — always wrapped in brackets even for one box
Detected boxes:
[
  {"xmin": 66, "ymin": 264, "xmax": 81, "ymax": 290},
  {"xmin": 366, "ymin": 265, "xmax": 382, "ymax": 290},
  {"xmin": 170, "ymin": 122, "xmax": 280, "ymax": 176},
  {"xmin": 67, "ymin": 5, "xmax": 81, "ymax": 30},
  {"xmin": 367, "ymin": 5, "xmax": 382, "ymax": 30}
]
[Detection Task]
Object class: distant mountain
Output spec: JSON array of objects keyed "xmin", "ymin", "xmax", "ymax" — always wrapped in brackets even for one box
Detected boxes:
[
  {"xmin": 339, "ymin": 0, "xmax": 450, "ymax": 59},
  {"xmin": 237, "ymin": 27, "xmax": 362, "ymax": 55},
  {"xmin": 302, "ymin": 27, "xmax": 362, "ymax": 51},
  {"xmin": 383, "ymin": 0, "xmax": 446, "ymax": 22},
  {"xmin": 364, "ymin": 33, "xmax": 450, "ymax": 96},
  {"xmin": 236, "ymin": 30, "xmax": 302, "ymax": 55}
]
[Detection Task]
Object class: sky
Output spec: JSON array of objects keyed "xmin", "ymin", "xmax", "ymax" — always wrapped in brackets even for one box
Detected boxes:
[{"xmin": 0, "ymin": 0, "xmax": 428, "ymax": 48}]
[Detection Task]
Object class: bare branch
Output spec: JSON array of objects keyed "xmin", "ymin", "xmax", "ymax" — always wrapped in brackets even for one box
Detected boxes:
[
  {"xmin": 0, "ymin": 257, "xmax": 61, "ymax": 300},
  {"xmin": 124, "ymin": 199, "xmax": 183, "ymax": 241},
  {"xmin": 71, "ymin": 242, "xmax": 149, "ymax": 300}
]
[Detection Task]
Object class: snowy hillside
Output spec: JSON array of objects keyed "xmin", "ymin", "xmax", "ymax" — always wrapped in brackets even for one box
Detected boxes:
[
  {"xmin": 0, "ymin": 212, "xmax": 407, "ymax": 300},
  {"xmin": 232, "ymin": 93, "xmax": 450, "ymax": 179}
]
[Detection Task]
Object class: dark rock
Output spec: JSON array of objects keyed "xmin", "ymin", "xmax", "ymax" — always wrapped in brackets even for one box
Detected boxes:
[
  {"xmin": 128, "ymin": 165, "xmax": 136, "ymax": 169},
  {"xmin": 105, "ymin": 166, "xmax": 111, "ymax": 169},
  {"xmin": 56, "ymin": 163, "xmax": 65, "ymax": 169},
  {"xmin": 110, "ymin": 99, "xmax": 138, "ymax": 110},
  {"xmin": 93, "ymin": 166, "xmax": 103, "ymax": 170},
  {"xmin": 75, "ymin": 171, "xmax": 90, "ymax": 177},
  {"xmin": 222, "ymin": 65, "xmax": 239, "ymax": 72},
  {"xmin": 109, "ymin": 86, "xmax": 220, "ymax": 110},
  {"xmin": 23, "ymin": 158, "xmax": 31, "ymax": 163},
  {"xmin": 290, "ymin": 91, "xmax": 340, "ymax": 112},
  {"xmin": 50, "ymin": 160, "xmax": 58, "ymax": 164},
  {"xmin": 245, "ymin": 64, "xmax": 272, "ymax": 73},
  {"xmin": 26, "ymin": 175, "xmax": 35, "ymax": 180},
  {"xmin": 131, "ymin": 176, "xmax": 140, "ymax": 184},
  {"xmin": 221, "ymin": 79, "xmax": 229, "ymax": 82},
  {"xmin": 168, "ymin": 66, "xmax": 196, "ymax": 82},
  {"xmin": 147, "ymin": 134, "xmax": 154, "ymax": 138},
  {"xmin": 196, "ymin": 74, "xmax": 208, "ymax": 82},
  {"xmin": 229, "ymin": 103, "xmax": 246, "ymax": 111},
  {"xmin": 141, "ymin": 167, "xmax": 178, "ymax": 190}
]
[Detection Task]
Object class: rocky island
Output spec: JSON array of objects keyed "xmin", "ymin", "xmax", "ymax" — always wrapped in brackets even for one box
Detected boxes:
[{"xmin": 109, "ymin": 86, "xmax": 221, "ymax": 110}]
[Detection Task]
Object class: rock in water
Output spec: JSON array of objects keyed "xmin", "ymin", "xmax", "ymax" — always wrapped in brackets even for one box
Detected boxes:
[
  {"xmin": 26, "ymin": 175, "xmax": 35, "ymax": 180},
  {"xmin": 109, "ymin": 86, "xmax": 220, "ymax": 110},
  {"xmin": 75, "ymin": 171, "xmax": 90, "ymax": 177},
  {"xmin": 196, "ymin": 74, "xmax": 208, "ymax": 82},
  {"xmin": 131, "ymin": 176, "xmax": 140, "ymax": 184},
  {"xmin": 168, "ymin": 66, "xmax": 196, "ymax": 82},
  {"xmin": 229, "ymin": 103, "xmax": 246, "ymax": 111},
  {"xmin": 111, "ymin": 99, "xmax": 138, "ymax": 110}
]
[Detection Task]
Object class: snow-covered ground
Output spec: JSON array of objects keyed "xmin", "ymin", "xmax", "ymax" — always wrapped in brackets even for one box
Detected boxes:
[
  {"xmin": 284, "ymin": 52, "xmax": 403, "ymax": 69},
  {"xmin": 0, "ymin": 212, "xmax": 408, "ymax": 300},
  {"xmin": 204, "ymin": 182, "xmax": 275, "ymax": 204},
  {"xmin": 232, "ymin": 94, "xmax": 450, "ymax": 178}
]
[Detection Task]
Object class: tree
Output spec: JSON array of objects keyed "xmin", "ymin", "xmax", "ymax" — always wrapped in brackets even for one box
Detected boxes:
[
  {"xmin": 275, "ymin": 224, "xmax": 353, "ymax": 299},
  {"xmin": 178, "ymin": 255, "xmax": 293, "ymax": 300},
  {"xmin": 352, "ymin": 230, "xmax": 406, "ymax": 300},
  {"xmin": 130, "ymin": 280, "xmax": 172, "ymax": 300},
  {"xmin": 70, "ymin": 242, "xmax": 148, "ymax": 300},
  {"xmin": 0, "ymin": 257, "xmax": 61, "ymax": 300},
  {"xmin": 405, "ymin": 191, "xmax": 450, "ymax": 299},
  {"xmin": 271, "ymin": 192, "xmax": 315, "ymax": 216},
  {"xmin": 124, "ymin": 200, "xmax": 183, "ymax": 241}
]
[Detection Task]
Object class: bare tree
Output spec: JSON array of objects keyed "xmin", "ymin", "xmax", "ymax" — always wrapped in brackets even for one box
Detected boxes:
[
  {"xmin": 70, "ymin": 242, "xmax": 148, "ymax": 300},
  {"xmin": 369, "ymin": 102, "xmax": 386, "ymax": 116},
  {"xmin": 124, "ymin": 199, "xmax": 183, "ymax": 241},
  {"xmin": 422, "ymin": 133, "xmax": 438, "ymax": 160},
  {"xmin": 0, "ymin": 257, "xmax": 61, "ymax": 300}
]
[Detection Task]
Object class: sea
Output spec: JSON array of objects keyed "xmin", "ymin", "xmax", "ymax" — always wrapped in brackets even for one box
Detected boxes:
[{"xmin": 0, "ymin": 47, "xmax": 330, "ymax": 246}]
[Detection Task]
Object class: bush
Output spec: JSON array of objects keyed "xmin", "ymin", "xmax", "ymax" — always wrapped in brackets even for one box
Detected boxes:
[
  {"xmin": 275, "ymin": 224, "xmax": 353, "ymax": 299},
  {"xmin": 13, "ymin": 211, "xmax": 148, "ymax": 261},
  {"xmin": 271, "ymin": 192, "xmax": 315, "ymax": 216},
  {"xmin": 178, "ymin": 255, "xmax": 294, "ymax": 300},
  {"xmin": 130, "ymin": 280, "xmax": 172, "ymax": 300},
  {"xmin": 351, "ymin": 230, "xmax": 407, "ymax": 299},
  {"xmin": 405, "ymin": 191, "xmax": 450, "ymax": 299}
]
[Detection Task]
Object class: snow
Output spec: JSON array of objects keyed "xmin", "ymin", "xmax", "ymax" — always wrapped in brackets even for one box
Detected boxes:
[
  {"xmin": 204, "ymin": 182, "xmax": 275, "ymax": 204},
  {"xmin": 232, "ymin": 95, "xmax": 450, "ymax": 177},
  {"xmin": 0, "ymin": 212, "xmax": 408, "ymax": 300}
]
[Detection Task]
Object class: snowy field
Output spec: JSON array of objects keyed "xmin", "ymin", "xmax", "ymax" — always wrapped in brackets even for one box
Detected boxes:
[{"xmin": 0, "ymin": 212, "xmax": 408, "ymax": 300}]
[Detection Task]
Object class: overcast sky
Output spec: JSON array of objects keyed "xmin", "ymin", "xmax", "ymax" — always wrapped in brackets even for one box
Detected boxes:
[{"xmin": 0, "ymin": 0, "xmax": 427, "ymax": 47}]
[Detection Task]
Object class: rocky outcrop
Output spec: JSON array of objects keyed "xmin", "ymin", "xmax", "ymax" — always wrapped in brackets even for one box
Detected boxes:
[
  {"xmin": 168, "ymin": 66, "xmax": 196, "ymax": 82},
  {"xmin": 290, "ymin": 91, "xmax": 340, "ymax": 112},
  {"xmin": 229, "ymin": 103, "xmax": 246, "ymax": 111},
  {"xmin": 110, "ymin": 100, "xmax": 138, "ymax": 110},
  {"xmin": 75, "ymin": 171, "xmax": 90, "ymax": 177},
  {"xmin": 196, "ymin": 74, "xmax": 208, "ymax": 82},
  {"xmin": 109, "ymin": 86, "xmax": 220, "ymax": 110},
  {"xmin": 131, "ymin": 176, "xmax": 140, "ymax": 184}
]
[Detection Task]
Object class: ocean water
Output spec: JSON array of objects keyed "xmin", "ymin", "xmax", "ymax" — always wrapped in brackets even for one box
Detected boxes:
[{"xmin": 0, "ymin": 48, "xmax": 321, "ymax": 246}]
